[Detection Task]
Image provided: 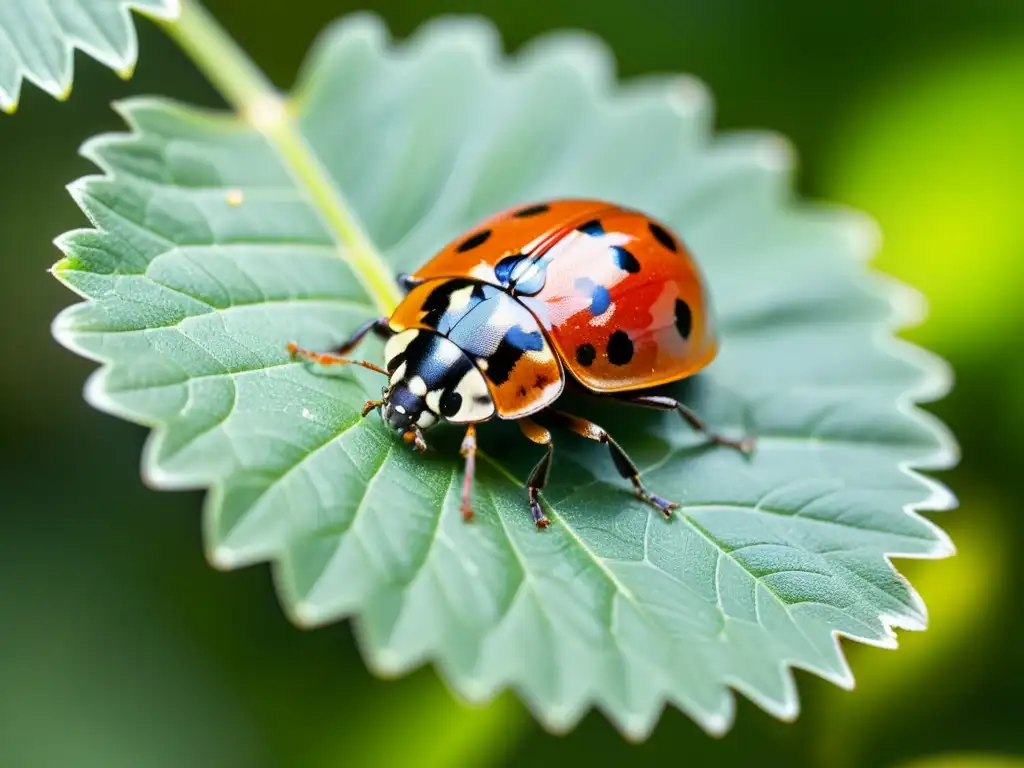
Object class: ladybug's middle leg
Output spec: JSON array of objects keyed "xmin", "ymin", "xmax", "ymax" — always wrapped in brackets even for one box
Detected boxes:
[
  {"xmin": 518, "ymin": 417, "xmax": 554, "ymax": 528},
  {"xmin": 546, "ymin": 409, "xmax": 679, "ymax": 518}
]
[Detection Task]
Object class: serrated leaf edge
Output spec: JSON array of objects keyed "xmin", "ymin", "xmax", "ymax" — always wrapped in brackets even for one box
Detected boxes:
[{"xmin": 0, "ymin": 0, "xmax": 181, "ymax": 113}]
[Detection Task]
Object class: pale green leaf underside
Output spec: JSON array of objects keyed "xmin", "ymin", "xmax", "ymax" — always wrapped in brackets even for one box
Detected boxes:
[
  {"xmin": 52, "ymin": 15, "xmax": 957, "ymax": 738},
  {"xmin": 0, "ymin": 0, "xmax": 178, "ymax": 112}
]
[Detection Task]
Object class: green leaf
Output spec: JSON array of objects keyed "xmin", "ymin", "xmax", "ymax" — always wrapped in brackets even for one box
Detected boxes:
[
  {"xmin": 51, "ymin": 14, "xmax": 957, "ymax": 738},
  {"xmin": 0, "ymin": 0, "xmax": 178, "ymax": 113}
]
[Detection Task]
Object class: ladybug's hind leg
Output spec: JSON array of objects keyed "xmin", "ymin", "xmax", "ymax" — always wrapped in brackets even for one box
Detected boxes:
[
  {"xmin": 610, "ymin": 394, "xmax": 755, "ymax": 456},
  {"xmin": 546, "ymin": 410, "xmax": 679, "ymax": 519}
]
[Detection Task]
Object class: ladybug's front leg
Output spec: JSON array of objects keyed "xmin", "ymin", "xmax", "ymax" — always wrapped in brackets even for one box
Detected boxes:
[
  {"xmin": 287, "ymin": 317, "xmax": 393, "ymax": 375},
  {"xmin": 287, "ymin": 343, "xmax": 389, "ymax": 376},
  {"xmin": 459, "ymin": 424, "xmax": 478, "ymax": 522}
]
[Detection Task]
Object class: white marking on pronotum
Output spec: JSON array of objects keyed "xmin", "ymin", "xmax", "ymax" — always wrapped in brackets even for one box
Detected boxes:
[
  {"xmin": 384, "ymin": 329, "xmax": 418, "ymax": 368},
  {"xmin": 426, "ymin": 389, "xmax": 443, "ymax": 414},
  {"xmin": 417, "ymin": 411, "xmax": 437, "ymax": 429},
  {"xmin": 389, "ymin": 361, "xmax": 407, "ymax": 386},
  {"xmin": 407, "ymin": 376, "xmax": 427, "ymax": 396},
  {"xmin": 452, "ymin": 368, "xmax": 494, "ymax": 422},
  {"xmin": 394, "ymin": 404, "xmax": 406, "ymax": 414}
]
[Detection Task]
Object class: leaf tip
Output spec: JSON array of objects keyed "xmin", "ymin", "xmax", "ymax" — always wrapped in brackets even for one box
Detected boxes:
[
  {"xmin": 702, "ymin": 710, "xmax": 732, "ymax": 737},
  {"xmin": 754, "ymin": 132, "xmax": 797, "ymax": 174},
  {"xmin": 290, "ymin": 600, "xmax": 340, "ymax": 630},
  {"xmin": 928, "ymin": 528, "xmax": 957, "ymax": 558},
  {"xmin": 209, "ymin": 545, "xmax": 242, "ymax": 570},
  {"xmin": 116, "ymin": 61, "xmax": 137, "ymax": 81},
  {"xmin": 843, "ymin": 208, "xmax": 884, "ymax": 260},
  {"xmin": 50, "ymin": 256, "xmax": 77, "ymax": 276},
  {"xmin": 617, "ymin": 714, "xmax": 658, "ymax": 743},
  {"xmin": 366, "ymin": 647, "xmax": 408, "ymax": 678},
  {"xmin": 670, "ymin": 74, "xmax": 712, "ymax": 116}
]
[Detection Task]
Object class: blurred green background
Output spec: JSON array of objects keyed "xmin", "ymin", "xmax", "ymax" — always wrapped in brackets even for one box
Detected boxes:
[{"xmin": 1, "ymin": 1, "xmax": 1022, "ymax": 766}]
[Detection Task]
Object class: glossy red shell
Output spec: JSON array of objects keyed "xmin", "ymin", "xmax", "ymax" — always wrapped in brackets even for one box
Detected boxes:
[{"xmin": 410, "ymin": 199, "xmax": 718, "ymax": 402}]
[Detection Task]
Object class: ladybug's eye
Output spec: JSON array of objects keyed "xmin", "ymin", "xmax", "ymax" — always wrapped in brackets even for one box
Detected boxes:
[{"xmin": 439, "ymin": 390, "xmax": 463, "ymax": 418}]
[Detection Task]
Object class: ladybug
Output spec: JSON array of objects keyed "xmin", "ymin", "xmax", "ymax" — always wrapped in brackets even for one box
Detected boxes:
[{"xmin": 288, "ymin": 199, "xmax": 753, "ymax": 528}]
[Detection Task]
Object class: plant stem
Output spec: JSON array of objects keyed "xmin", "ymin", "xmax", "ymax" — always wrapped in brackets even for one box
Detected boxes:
[{"xmin": 156, "ymin": 0, "xmax": 403, "ymax": 314}]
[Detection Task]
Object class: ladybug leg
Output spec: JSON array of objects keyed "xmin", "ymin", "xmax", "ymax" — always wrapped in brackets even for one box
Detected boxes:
[
  {"xmin": 329, "ymin": 317, "xmax": 392, "ymax": 355},
  {"xmin": 287, "ymin": 318, "xmax": 392, "ymax": 374},
  {"xmin": 547, "ymin": 410, "xmax": 679, "ymax": 519},
  {"xmin": 610, "ymin": 394, "xmax": 755, "ymax": 455},
  {"xmin": 287, "ymin": 342, "xmax": 389, "ymax": 376},
  {"xmin": 361, "ymin": 399, "xmax": 384, "ymax": 417},
  {"xmin": 518, "ymin": 418, "xmax": 554, "ymax": 529},
  {"xmin": 459, "ymin": 424, "xmax": 478, "ymax": 522},
  {"xmin": 396, "ymin": 273, "xmax": 424, "ymax": 293}
]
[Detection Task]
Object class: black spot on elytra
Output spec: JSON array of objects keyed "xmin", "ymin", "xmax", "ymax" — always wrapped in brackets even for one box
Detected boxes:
[
  {"xmin": 589, "ymin": 285, "xmax": 611, "ymax": 315},
  {"xmin": 607, "ymin": 330, "xmax": 634, "ymax": 366},
  {"xmin": 648, "ymin": 221, "xmax": 678, "ymax": 252},
  {"xmin": 439, "ymin": 389, "xmax": 463, "ymax": 418},
  {"xmin": 674, "ymin": 298, "xmax": 693, "ymax": 340},
  {"xmin": 486, "ymin": 325, "xmax": 545, "ymax": 384},
  {"xmin": 456, "ymin": 229, "xmax": 492, "ymax": 252},
  {"xmin": 575, "ymin": 343, "xmax": 596, "ymax": 367},
  {"xmin": 518, "ymin": 386, "xmax": 528, "ymax": 397},
  {"xmin": 514, "ymin": 203, "xmax": 550, "ymax": 217},
  {"xmin": 613, "ymin": 246, "xmax": 640, "ymax": 274},
  {"xmin": 578, "ymin": 219, "xmax": 604, "ymax": 237}
]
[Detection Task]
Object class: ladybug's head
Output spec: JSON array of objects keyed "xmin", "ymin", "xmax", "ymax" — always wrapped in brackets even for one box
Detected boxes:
[{"xmin": 375, "ymin": 329, "xmax": 495, "ymax": 449}]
